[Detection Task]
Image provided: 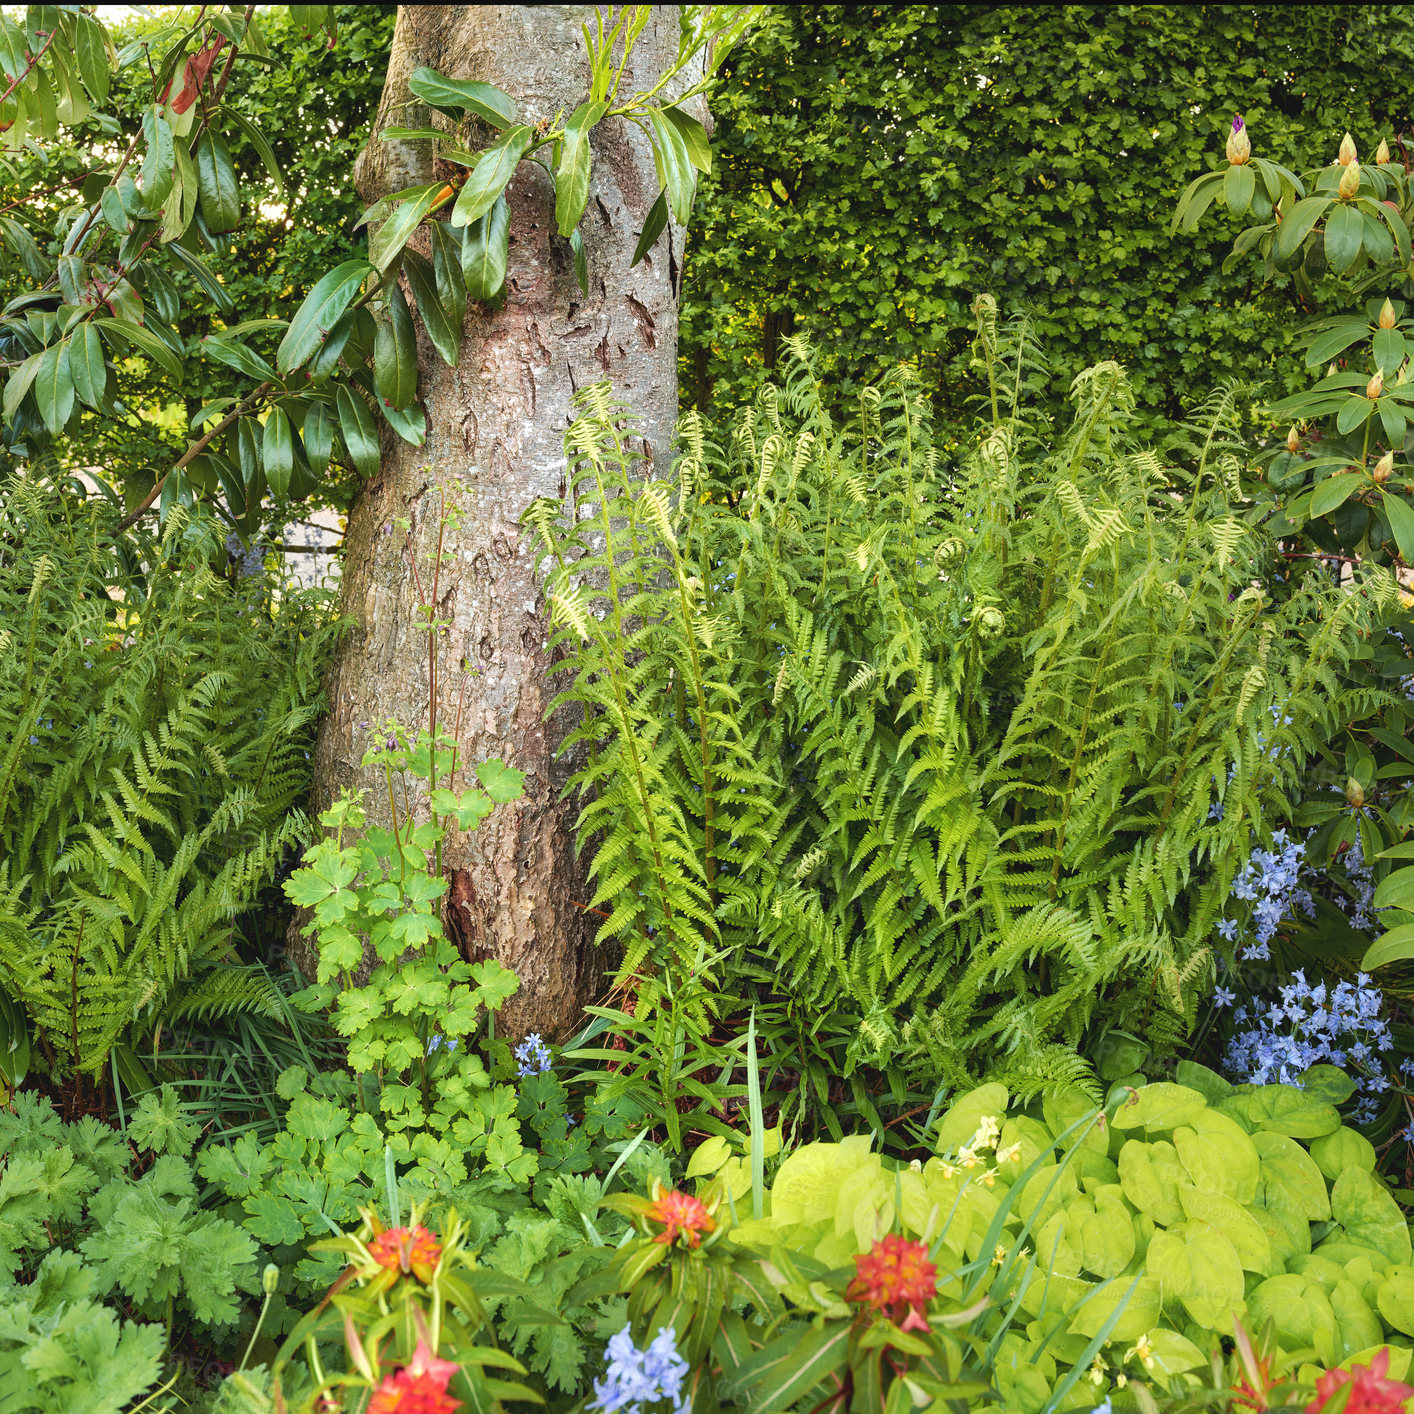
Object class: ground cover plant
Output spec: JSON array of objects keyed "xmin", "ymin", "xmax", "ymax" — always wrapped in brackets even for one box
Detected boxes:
[{"xmin": 2, "ymin": 4, "xmax": 1414, "ymax": 1414}]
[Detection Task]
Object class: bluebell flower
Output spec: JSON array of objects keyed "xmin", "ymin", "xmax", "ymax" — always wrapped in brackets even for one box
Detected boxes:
[
  {"xmin": 427, "ymin": 1033, "xmax": 458, "ymax": 1054},
  {"xmin": 515, "ymin": 1032, "xmax": 552, "ymax": 1076},
  {"xmin": 589, "ymin": 1324, "xmax": 690, "ymax": 1414},
  {"xmin": 1213, "ymin": 985, "xmax": 1236, "ymax": 1008}
]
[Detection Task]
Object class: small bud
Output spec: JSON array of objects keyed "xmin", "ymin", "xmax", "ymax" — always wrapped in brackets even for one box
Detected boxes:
[
  {"xmin": 263, "ymin": 1263, "xmax": 281, "ymax": 1295},
  {"xmin": 1345, "ymin": 777, "xmax": 1366, "ymax": 808},
  {"xmin": 1373, "ymin": 450, "xmax": 1395, "ymax": 482},
  {"xmin": 1286, "ymin": 425, "xmax": 1301, "ymax": 454},
  {"xmin": 1339, "ymin": 132, "xmax": 1359, "ymax": 166},
  {"xmin": 1380, "ymin": 299, "xmax": 1398, "ymax": 330},
  {"xmin": 1338, "ymin": 161, "xmax": 1361, "ymax": 199},
  {"xmin": 1226, "ymin": 115, "xmax": 1251, "ymax": 166},
  {"xmin": 1377, "ymin": 138, "xmax": 1392, "ymax": 165},
  {"xmin": 1328, "ymin": 362, "xmax": 1340, "ymax": 380},
  {"xmin": 1368, "ymin": 370, "xmax": 1385, "ymax": 399}
]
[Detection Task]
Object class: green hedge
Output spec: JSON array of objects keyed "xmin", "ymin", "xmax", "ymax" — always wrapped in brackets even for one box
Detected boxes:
[{"xmin": 682, "ymin": 5, "xmax": 1414, "ymax": 427}]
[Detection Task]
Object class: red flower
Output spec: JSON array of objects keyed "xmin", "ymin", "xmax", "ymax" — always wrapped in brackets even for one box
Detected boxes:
[
  {"xmin": 1306, "ymin": 1349, "xmax": 1414, "ymax": 1414},
  {"xmin": 368, "ymin": 1225, "xmax": 443, "ymax": 1283},
  {"xmin": 845, "ymin": 1234, "xmax": 938, "ymax": 1334},
  {"xmin": 367, "ymin": 1339, "xmax": 462, "ymax": 1414},
  {"xmin": 647, "ymin": 1188, "xmax": 716, "ymax": 1248}
]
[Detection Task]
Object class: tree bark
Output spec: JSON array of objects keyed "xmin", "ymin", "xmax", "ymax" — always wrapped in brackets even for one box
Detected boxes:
[{"xmin": 298, "ymin": 5, "xmax": 696, "ymax": 1040}]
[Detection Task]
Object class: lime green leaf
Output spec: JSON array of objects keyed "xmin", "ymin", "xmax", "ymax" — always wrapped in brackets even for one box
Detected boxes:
[{"xmin": 1311, "ymin": 472, "xmax": 1363, "ymax": 515}]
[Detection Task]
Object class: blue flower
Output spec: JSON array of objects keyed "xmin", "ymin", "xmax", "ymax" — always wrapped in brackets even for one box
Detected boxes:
[
  {"xmin": 427, "ymin": 1033, "xmax": 458, "ymax": 1054},
  {"xmin": 1213, "ymin": 985, "xmax": 1236, "ymax": 1008},
  {"xmin": 589, "ymin": 1324, "xmax": 689, "ymax": 1414},
  {"xmin": 515, "ymin": 1032, "xmax": 552, "ymax": 1077}
]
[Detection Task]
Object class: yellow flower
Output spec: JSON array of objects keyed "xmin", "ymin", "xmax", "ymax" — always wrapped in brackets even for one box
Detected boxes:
[
  {"xmin": 1125, "ymin": 1333, "xmax": 1157, "ymax": 1372},
  {"xmin": 995, "ymin": 1142, "xmax": 1022, "ymax": 1164}
]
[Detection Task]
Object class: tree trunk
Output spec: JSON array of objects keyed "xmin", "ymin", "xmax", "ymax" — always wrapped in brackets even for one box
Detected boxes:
[{"xmin": 298, "ymin": 5, "xmax": 696, "ymax": 1040}]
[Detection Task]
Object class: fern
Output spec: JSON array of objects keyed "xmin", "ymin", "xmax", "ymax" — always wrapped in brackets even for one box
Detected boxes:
[
  {"xmin": 525, "ymin": 310, "xmax": 1393, "ymax": 1094},
  {"xmin": 0, "ymin": 475, "xmax": 338, "ymax": 1076}
]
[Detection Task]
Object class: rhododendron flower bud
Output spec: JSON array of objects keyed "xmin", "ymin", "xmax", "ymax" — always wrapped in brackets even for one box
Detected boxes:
[
  {"xmin": 1377, "ymin": 138, "xmax": 1392, "ymax": 165},
  {"xmin": 1380, "ymin": 299, "xmax": 1398, "ymax": 329},
  {"xmin": 1346, "ymin": 777, "xmax": 1366, "ymax": 807},
  {"xmin": 1339, "ymin": 132, "xmax": 1359, "ymax": 166},
  {"xmin": 1339, "ymin": 161, "xmax": 1361, "ymax": 199},
  {"xmin": 1287, "ymin": 425, "xmax": 1301, "ymax": 453},
  {"xmin": 1328, "ymin": 363, "xmax": 1340, "ymax": 379},
  {"xmin": 1226, "ymin": 115, "xmax": 1251, "ymax": 165},
  {"xmin": 1374, "ymin": 450, "xmax": 1395, "ymax": 482},
  {"xmin": 1368, "ymin": 370, "xmax": 1385, "ymax": 399}
]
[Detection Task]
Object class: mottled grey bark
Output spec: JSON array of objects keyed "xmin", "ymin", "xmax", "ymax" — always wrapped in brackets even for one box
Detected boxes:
[{"xmin": 299, "ymin": 5, "xmax": 698, "ymax": 1039}]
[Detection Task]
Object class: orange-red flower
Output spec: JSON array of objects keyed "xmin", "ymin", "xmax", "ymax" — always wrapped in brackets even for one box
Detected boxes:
[
  {"xmin": 368, "ymin": 1225, "xmax": 443, "ymax": 1283},
  {"xmin": 647, "ymin": 1188, "xmax": 716, "ymax": 1248},
  {"xmin": 845, "ymin": 1234, "xmax": 938, "ymax": 1334},
  {"xmin": 367, "ymin": 1339, "xmax": 462, "ymax": 1414},
  {"xmin": 1305, "ymin": 1349, "xmax": 1414, "ymax": 1414}
]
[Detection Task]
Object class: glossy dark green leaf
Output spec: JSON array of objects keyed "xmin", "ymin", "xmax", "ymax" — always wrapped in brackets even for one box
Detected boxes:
[
  {"xmin": 461, "ymin": 195, "xmax": 510, "ymax": 302},
  {"xmin": 195, "ymin": 130, "xmax": 240, "ymax": 234},
  {"xmin": 429, "ymin": 221, "xmax": 466, "ymax": 321},
  {"xmin": 138, "ymin": 106, "xmax": 175, "ymax": 217},
  {"xmin": 1374, "ymin": 328, "xmax": 1406, "ymax": 377},
  {"xmin": 1382, "ymin": 486, "xmax": 1414, "ymax": 562},
  {"xmin": 303, "ymin": 400, "xmax": 333, "ymax": 475},
  {"xmin": 379, "ymin": 396, "xmax": 426, "ymax": 446},
  {"xmin": 0, "ymin": 216, "xmax": 45, "ymax": 279},
  {"xmin": 1325, "ymin": 203, "xmax": 1363, "ymax": 274},
  {"xmin": 368, "ymin": 182, "xmax": 444, "ymax": 274},
  {"xmin": 373, "ymin": 282, "xmax": 417, "ymax": 410},
  {"xmin": 201, "ymin": 334, "xmax": 276, "ymax": 383},
  {"xmin": 404, "ymin": 249, "xmax": 459, "ymax": 368},
  {"xmin": 407, "ymin": 67, "xmax": 517, "ymax": 129},
  {"xmin": 1223, "ymin": 162, "xmax": 1255, "ymax": 218},
  {"xmin": 661, "ymin": 105, "xmax": 711, "ymax": 173},
  {"xmin": 1304, "ymin": 319, "xmax": 1372, "ymax": 369},
  {"xmin": 33, "ymin": 340, "xmax": 73, "ymax": 434},
  {"xmin": 2, "ymin": 349, "xmax": 42, "ymax": 420},
  {"xmin": 555, "ymin": 101, "xmax": 606, "ymax": 237},
  {"xmin": 96, "ymin": 316, "xmax": 183, "ymax": 380},
  {"xmin": 647, "ymin": 107, "xmax": 695, "ymax": 224},
  {"xmin": 309, "ymin": 312, "xmax": 353, "ymax": 384},
  {"xmin": 143, "ymin": 266, "xmax": 180, "ymax": 325},
  {"xmin": 237, "ymin": 417, "xmax": 263, "ymax": 487},
  {"xmin": 1336, "ymin": 394, "xmax": 1374, "ymax": 436},
  {"xmin": 99, "ymin": 185, "xmax": 129, "ymax": 234},
  {"xmin": 1381, "ymin": 397, "xmax": 1408, "ymax": 447},
  {"xmin": 1362, "ymin": 207, "xmax": 1395, "ymax": 266},
  {"xmin": 167, "ymin": 242, "xmax": 234, "ymax": 315},
  {"xmin": 337, "ymin": 383, "xmax": 380, "ymax": 478},
  {"xmin": 1311, "ymin": 473, "xmax": 1362, "ymax": 516},
  {"xmin": 451, "ymin": 126, "xmax": 533, "ymax": 228},
  {"xmin": 56, "ymin": 255, "xmax": 84, "ymax": 306},
  {"xmin": 223, "ymin": 107, "xmax": 283, "ymax": 196},
  {"xmin": 263, "ymin": 404, "xmax": 294, "ymax": 500},
  {"xmin": 278, "ymin": 259, "xmax": 372, "ymax": 374},
  {"xmin": 570, "ymin": 229, "xmax": 588, "ymax": 297},
  {"xmin": 69, "ymin": 323, "xmax": 106, "ymax": 408},
  {"xmin": 74, "ymin": 13, "xmax": 110, "ymax": 104},
  {"xmin": 1273, "ymin": 196, "xmax": 1332, "ymax": 266},
  {"xmin": 631, "ymin": 190, "xmax": 669, "ymax": 267}
]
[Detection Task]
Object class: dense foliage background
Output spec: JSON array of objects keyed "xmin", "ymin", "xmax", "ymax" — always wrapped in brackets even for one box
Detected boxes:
[{"xmin": 681, "ymin": 5, "xmax": 1414, "ymax": 424}]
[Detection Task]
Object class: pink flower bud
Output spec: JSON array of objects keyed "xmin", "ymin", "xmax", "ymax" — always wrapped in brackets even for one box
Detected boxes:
[
  {"xmin": 1373, "ymin": 450, "xmax": 1395, "ymax": 482},
  {"xmin": 1338, "ymin": 162, "xmax": 1361, "ymax": 199},
  {"xmin": 1380, "ymin": 299, "xmax": 1398, "ymax": 330},
  {"xmin": 1339, "ymin": 132, "xmax": 1359, "ymax": 166},
  {"xmin": 1287, "ymin": 425, "xmax": 1301, "ymax": 453},
  {"xmin": 1377, "ymin": 138, "xmax": 1392, "ymax": 165},
  {"xmin": 1226, "ymin": 115, "xmax": 1251, "ymax": 166},
  {"xmin": 1368, "ymin": 370, "xmax": 1385, "ymax": 399}
]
